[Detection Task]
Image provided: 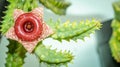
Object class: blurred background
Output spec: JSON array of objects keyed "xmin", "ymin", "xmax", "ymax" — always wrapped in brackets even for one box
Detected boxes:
[
  {"xmin": 0, "ymin": 0, "xmax": 119, "ymax": 67},
  {"xmin": 44, "ymin": 0, "xmax": 115, "ymax": 22}
]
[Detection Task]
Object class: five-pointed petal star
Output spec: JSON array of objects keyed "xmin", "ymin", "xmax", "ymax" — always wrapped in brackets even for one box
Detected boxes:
[{"xmin": 5, "ymin": 7, "xmax": 53, "ymax": 53}]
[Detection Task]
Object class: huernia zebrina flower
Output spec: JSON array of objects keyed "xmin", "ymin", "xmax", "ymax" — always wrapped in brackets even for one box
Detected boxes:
[{"xmin": 5, "ymin": 7, "xmax": 53, "ymax": 53}]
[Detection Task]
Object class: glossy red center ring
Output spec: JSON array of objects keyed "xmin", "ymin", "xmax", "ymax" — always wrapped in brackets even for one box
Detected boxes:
[{"xmin": 14, "ymin": 13, "xmax": 43, "ymax": 41}]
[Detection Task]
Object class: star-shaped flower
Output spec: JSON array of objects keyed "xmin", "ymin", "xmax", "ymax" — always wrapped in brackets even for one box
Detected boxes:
[{"xmin": 5, "ymin": 7, "xmax": 53, "ymax": 53}]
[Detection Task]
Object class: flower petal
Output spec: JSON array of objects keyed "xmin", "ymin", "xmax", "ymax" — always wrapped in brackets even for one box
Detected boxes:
[
  {"xmin": 5, "ymin": 27, "xmax": 39, "ymax": 53},
  {"xmin": 31, "ymin": 7, "xmax": 43, "ymax": 19},
  {"xmin": 5, "ymin": 27, "xmax": 18, "ymax": 41},
  {"xmin": 39, "ymin": 22, "xmax": 54, "ymax": 39},
  {"xmin": 13, "ymin": 9, "xmax": 24, "ymax": 21},
  {"xmin": 19, "ymin": 40, "xmax": 40, "ymax": 53}
]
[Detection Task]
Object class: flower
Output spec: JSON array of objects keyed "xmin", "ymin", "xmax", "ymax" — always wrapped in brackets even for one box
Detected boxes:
[{"xmin": 5, "ymin": 7, "xmax": 53, "ymax": 53}]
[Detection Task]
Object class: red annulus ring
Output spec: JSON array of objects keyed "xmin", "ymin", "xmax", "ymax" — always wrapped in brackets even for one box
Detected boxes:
[{"xmin": 14, "ymin": 13, "xmax": 43, "ymax": 41}]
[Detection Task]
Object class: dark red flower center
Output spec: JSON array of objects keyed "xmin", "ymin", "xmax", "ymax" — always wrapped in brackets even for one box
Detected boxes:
[{"xmin": 23, "ymin": 21, "xmax": 34, "ymax": 33}]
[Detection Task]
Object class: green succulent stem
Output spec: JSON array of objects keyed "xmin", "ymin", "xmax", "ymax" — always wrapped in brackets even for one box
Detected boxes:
[
  {"xmin": 6, "ymin": 39, "xmax": 27, "ymax": 67},
  {"xmin": 34, "ymin": 42, "xmax": 73, "ymax": 66},
  {"xmin": 39, "ymin": 0, "xmax": 71, "ymax": 15},
  {"xmin": 47, "ymin": 19, "xmax": 102, "ymax": 41},
  {"xmin": 112, "ymin": 1, "xmax": 120, "ymax": 21},
  {"xmin": 109, "ymin": 19, "xmax": 120, "ymax": 62},
  {"xmin": 109, "ymin": 1, "xmax": 120, "ymax": 63}
]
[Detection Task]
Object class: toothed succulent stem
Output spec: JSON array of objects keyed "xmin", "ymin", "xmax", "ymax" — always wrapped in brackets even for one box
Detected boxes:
[
  {"xmin": 109, "ymin": 1, "xmax": 120, "ymax": 63},
  {"xmin": 34, "ymin": 42, "xmax": 73, "ymax": 66},
  {"xmin": 47, "ymin": 19, "xmax": 102, "ymax": 41},
  {"xmin": 6, "ymin": 39, "xmax": 26, "ymax": 67}
]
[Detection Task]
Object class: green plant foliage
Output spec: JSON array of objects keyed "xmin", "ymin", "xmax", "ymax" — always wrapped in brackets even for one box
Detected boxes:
[
  {"xmin": 6, "ymin": 53, "xmax": 23, "ymax": 67},
  {"xmin": 39, "ymin": 0, "xmax": 71, "ymax": 15},
  {"xmin": 109, "ymin": 1, "xmax": 120, "ymax": 63},
  {"xmin": 109, "ymin": 19, "xmax": 120, "ymax": 62},
  {"xmin": 109, "ymin": 36, "xmax": 120, "ymax": 62},
  {"xmin": 47, "ymin": 19, "xmax": 102, "ymax": 41},
  {"xmin": 6, "ymin": 39, "xmax": 26, "ymax": 67},
  {"xmin": 112, "ymin": 1, "xmax": 120, "ymax": 21},
  {"xmin": 34, "ymin": 42, "xmax": 73, "ymax": 67},
  {"xmin": 1, "ymin": 0, "xmax": 17, "ymax": 34}
]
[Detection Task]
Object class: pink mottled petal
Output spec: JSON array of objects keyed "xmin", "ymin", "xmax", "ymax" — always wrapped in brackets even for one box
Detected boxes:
[
  {"xmin": 13, "ymin": 9, "xmax": 24, "ymax": 21},
  {"xmin": 31, "ymin": 7, "xmax": 43, "ymax": 19},
  {"xmin": 38, "ymin": 22, "xmax": 54, "ymax": 40},
  {"xmin": 5, "ymin": 27, "xmax": 39, "ymax": 53},
  {"xmin": 19, "ymin": 40, "xmax": 40, "ymax": 53},
  {"xmin": 5, "ymin": 27, "xmax": 18, "ymax": 41}
]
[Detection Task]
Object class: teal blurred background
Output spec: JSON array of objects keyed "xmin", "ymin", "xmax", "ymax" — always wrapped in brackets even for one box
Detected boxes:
[{"xmin": 0, "ymin": 0, "xmax": 118, "ymax": 67}]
